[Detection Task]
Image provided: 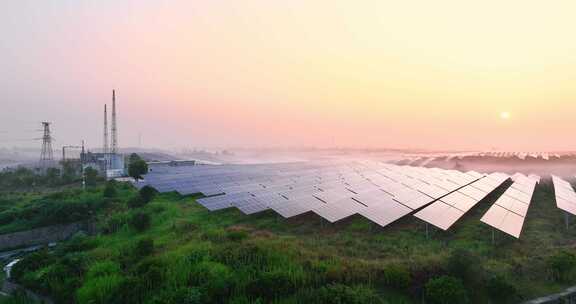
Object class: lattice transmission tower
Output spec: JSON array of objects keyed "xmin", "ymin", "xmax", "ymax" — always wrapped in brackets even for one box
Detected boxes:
[{"xmin": 39, "ymin": 122, "xmax": 54, "ymax": 169}]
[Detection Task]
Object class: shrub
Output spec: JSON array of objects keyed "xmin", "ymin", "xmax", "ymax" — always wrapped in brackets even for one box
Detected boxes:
[
  {"xmin": 381, "ymin": 264, "xmax": 411, "ymax": 289},
  {"xmin": 101, "ymin": 212, "xmax": 129, "ymax": 234},
  {"xmin": 129, "ymin": 212, "xmax": 151, "ymax": 232},
  {"xmin": 139, "ymin": 186, "xmax": 157, "ymax": 204},
  {"xmin": 84, "ymin": 167, "xmax": 99, "ymax": 186},
  {"xmin": 127, "ymin": 195, "xmax": 146, "ymax": 209},
  {"xmin": 0, "ymin": 210, "xmax": 16, "ymax": 225},
  {"xmin": 76, "ymin": 274, "xmax": 126, "ymax": 304},
  {"xmin": 59, "ymin": 234, "xmax": 99, "ymax": 253},
  {"xmin": 148, "ymin": 287, "xmax": 203, "ymax": 304},
  {"xmin": 134, "ymin": 258, "xmax": 164, "ymax": 286},
  {"xmin": 227, "ymin": 230, "xmax": 249, "ymax": 242},
  {"xmin": 485, "ymin": 275, "xmax": 517, "ymax": 303},
  {"xmin": 547, "ymin": 250, "xmax": 576, "ymax": 282},
  {"xmin": 191, "ymin": 261, "xmax": 233, "ymax": 299},
  {"xmin": 246, "ymin": 271, "xmax": 299, "ymax": 300},
  {"xmin": 0, "ymin": 289, "xmax": 38, "ymax": 304},
  {"xmin": 447, "ymin": 249, "xmax": 481, "ymax": 284},
  {"xmin": 425, "ymin": 276, "xmax": 468, "ymax": 304},
  {"xmin": 103, "ymin": 181, "xmax": 117, "ymax": 198},
  {"xmin": 134, "ymin": 238, "xmax": 155, "ymax": 257},
  {"xmin": 11, "ymin": 249, "xmax": 52, "ymax": 282},
  {"xmin": 309, "ymin": 283, "xmax": 383, "ymax": 304},
  {"xmin": 173, "ymin": 219, "xmax": 198, "ymax": 234},
  {"xmin": 201, "ymin": 228, "xmax": 227, "ymax": 243},
  {"xmin": 86, "ymin": 261, "xmax": 122, "ymax": 280}
]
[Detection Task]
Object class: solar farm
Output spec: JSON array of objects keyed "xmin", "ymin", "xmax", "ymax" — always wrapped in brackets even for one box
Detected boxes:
[{"xmin": 138, "ymin": 161, "xmax": 576, "ymax": 239}]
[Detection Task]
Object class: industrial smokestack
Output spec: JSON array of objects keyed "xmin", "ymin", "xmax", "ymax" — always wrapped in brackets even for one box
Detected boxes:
[
  {"xmin": 104, "ymin": 104, "xmax": 109, "ymax": 168},
  {"xmin": 111, "ymin": 89, "xmax": 118, "ymax": 154},
  {"xmin": 104, "ymin": 104, "xmax": 108, "ymax": 154}
]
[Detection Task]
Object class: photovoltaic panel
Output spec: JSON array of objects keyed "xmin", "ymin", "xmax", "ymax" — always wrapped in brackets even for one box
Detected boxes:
[
  {"xmin": 414, "ymin": 173, "xmax": 507, "ymax": 230},
  {"xmin": 358, "ymin": 202, "xmax": 412, "ymax": 227},
  {"xmin": 480, "ymin": 174, "xmax": 536, "ymax": 238},
  {"xmin": 312, "ymin": 198, "xmax": 365, "ymax": 222},
  {"xmin": 414, "ymin": 201, "xmax": 464, "ymax": 230},
  {"xmin": 552, "ymin": 176, "xmax": 576, "ymax": 216}
]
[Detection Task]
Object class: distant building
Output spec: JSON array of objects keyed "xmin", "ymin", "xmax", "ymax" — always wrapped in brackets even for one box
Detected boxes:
[
  {"xmin": 81, "ymin": 152, "xmax": 125, "ymax": 179},
  {"xmin": 80, "ymin": 89, "xmax": 126, "ymax": 180}
]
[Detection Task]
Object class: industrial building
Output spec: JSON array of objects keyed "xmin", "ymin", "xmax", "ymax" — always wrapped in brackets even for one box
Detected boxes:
[{"xmin": 80, "ymin": 90, "xmax": 126, "ymax": 179}]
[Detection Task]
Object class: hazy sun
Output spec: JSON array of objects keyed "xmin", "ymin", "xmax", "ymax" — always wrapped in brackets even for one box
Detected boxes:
[{"xmin": 500, "ymin": 112, "xmax": 511, "ymax": 120}]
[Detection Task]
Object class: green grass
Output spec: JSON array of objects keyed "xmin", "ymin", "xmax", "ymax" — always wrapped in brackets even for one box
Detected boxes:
[{"xmin": 5, "ymin": 179, "xmax": 576, "ymax": 303}]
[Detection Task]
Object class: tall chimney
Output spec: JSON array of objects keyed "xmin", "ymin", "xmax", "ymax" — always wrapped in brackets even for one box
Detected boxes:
[
  {"xmin": 104, "ymin": 104, "xmax": 109, "ymax": 154},
  {"xmin": 111, "ymin": 89, "xmax": 118, "ymax": 154}
]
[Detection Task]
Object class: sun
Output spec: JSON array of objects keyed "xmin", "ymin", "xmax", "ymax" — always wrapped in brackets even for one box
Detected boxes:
[{"xmin": 500, "ymin": 112, "xmax": 511, "ymax": 120}]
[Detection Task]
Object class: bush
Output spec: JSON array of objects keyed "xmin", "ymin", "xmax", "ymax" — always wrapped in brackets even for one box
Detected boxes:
[
  {"xmin": 381, "ymin": 264, "xmax": 411, "ymax": 289},
  {"xmin": 76, "ymin": 274, "xmax": 126, "ymax": 304},
  {"xmin": 191, "ymin": 261, "xmax": 233, "ymax": 299},
  {"xmin": 485, "ymin": 275, "xmax": 517, "ymax": 303},
  {"xmin": 425, "ymin": 276, "xmax": 468, "ymax": 304},
  {"xmin": 0, "ymin": 289, "xmax": 38, "ymax": 304},
  {"xmin": 11, "ymin": 249, "xmax": 53, "ymax": 282},
  {"xmin": 139, "ymin": 186, "xmax": 157, "ymax": 204},
  {"xmin": 173, "ymin": 219, "xmax": 198, "ymax": 234},
  {"xmin": 127, "ymin": 195, "xmax": 146, "ymax": 209},
  {"xmin": 86, "ymin": 261, "xmax": 122, "ymax": 280},
  {"xmin": 103, "ymin": 181, "xmax": 117, "ymax": 198},
  {"xmin": 134, "ymin": 238, "xmax": 154, "ymax": 257},
  {"xmin": 101, "ymin": 212, "xmax": 129, "ymax": 234},
  {"xmin": 309, "ymin": 283, "xmax": 383, "ymax": 304},
  {"xmin": 547, "ymin": 250, "xmax": 576, "ymax": 282},
  {"xmin": 148, "ymin": 287, "xmax": 203, "ymax": 304},
  {"xmin": 129, "ymin": 212, "xmax": 151, "ymax": 232},
  {"xmin": 201, "ymin": 228, "xmax": 227, "ymax": 242},
  {"xmin": 246, "ymin": 271, "xmax": 299, "ymax": 300},
  {"xmin": 447, "ymin": 249, "xmax": 481, "ymax": 284},
  {"xmin": 59, "ymin": 234, "xmax": 99, "ymax": 253},
  {"xmin": 227, "ymin": 230, "xmax": 249, "ymax": 242},
  {"xmin": 0, "ymin": 210, "xmax": 16, "ymax": 225}
]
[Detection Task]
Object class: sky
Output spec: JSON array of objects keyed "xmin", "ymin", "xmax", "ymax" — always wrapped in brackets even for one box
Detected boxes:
[{"xmin": 1, "ymin": 0, "xmax": 576, "ymax": 151}]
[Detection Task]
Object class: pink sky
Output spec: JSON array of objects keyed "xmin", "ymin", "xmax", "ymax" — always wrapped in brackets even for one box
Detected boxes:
[{"xmin": 2, "ymin": 1, "xmax": 576, "ymax": 151}]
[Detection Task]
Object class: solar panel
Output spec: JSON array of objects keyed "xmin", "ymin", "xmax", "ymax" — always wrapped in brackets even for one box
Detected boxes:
[
  {"xmin": 414, "ymin": 201, "xmax": 464, "ymax": 230},
  {"xmin": 358, "ymin": 202, "xmax": 412, "ymax": 227},
  {"xmin": 552, "ymin": 176, "xmax": 576, "ymax": 216},
  {"xmin": 414, "ymin": 174, "xmax": 508, "ymax": 230},
  {"xmin": 312, "ymin": 198, "xmax": 365, "ymax": 222},
  {"xmin": 480, "ymin": 174, "xmax": 535, "ymax": 238}
]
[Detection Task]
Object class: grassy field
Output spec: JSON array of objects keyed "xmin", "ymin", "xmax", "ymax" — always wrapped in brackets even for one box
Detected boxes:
[{"xmin": 4, "ymin": 179, "xmax": 576, "ymax": 303}]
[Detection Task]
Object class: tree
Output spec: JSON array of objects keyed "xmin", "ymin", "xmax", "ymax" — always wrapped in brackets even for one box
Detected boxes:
[
  {"xmin": 425, "ymin": 276, "xmax": 468, "ymax": 304},
  {"xmin": 139, "ymin": 186, "xmax": 157, "ymax": 203},
  {"xmin": 45, "ymin": 167, "xmax": 61, "ymax": 186},
  {"xmin": 447, "ymin": 249, "xmax": 481, "ymax": 284},
  {"xmin": 84, "ymin": 167, "xmax": 99, "ymax": 186},
  {"xmin": 128, "ymin": 153, "xmax": 148, "ymax": 181},
  {"xmin": 129, "ymin": 212, "xmax": 151, "ymax": 232},
  {"xmin": 547, "ymin": 250, "xmax": 576, "ymax": 282},
  {"xmin": 127, "ymin": 195, "xmax": 146, "ymax": 209},
  {"xmin": 103, "ymin": 180, "xmax": 118, "ymax": 198},
  {"xmin": 134, "ymin": 238, "xmax": 154, "ymax": 256},
  {"xmin": 486, "ymin": 275, "xmax": 517, "ymax": 303},
  {"xmin": 61, "ymin": 160, "xmax": 79, "ymax": 184},
  {"xmin": 129, "ymin": 153, "xmax": 142, "ymax": 164}
]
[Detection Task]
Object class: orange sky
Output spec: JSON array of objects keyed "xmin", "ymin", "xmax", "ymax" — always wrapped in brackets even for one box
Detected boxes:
[{"xmin": 2, "ymin": 0, "xmax": 576, "ymax": 151}]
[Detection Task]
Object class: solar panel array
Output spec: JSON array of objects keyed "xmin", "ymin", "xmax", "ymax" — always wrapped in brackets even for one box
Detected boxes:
[
  {"xmin": 552, "ymin": 175, "xmax": 576, "ymax": 215},
  {"xmin": 480, "ymin": 173, "xmax": 539, "ymax": 238},
  {"xmin": 414, "ymin": 173, "xmax": 509, "ymax": 230},
  {"xmin": 139, "ymin": 162, "xmax": 575, "ymax": 238},
  {"xmin": 140, "ymin": 161, "xmax": 509, "ymax": 230}
]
